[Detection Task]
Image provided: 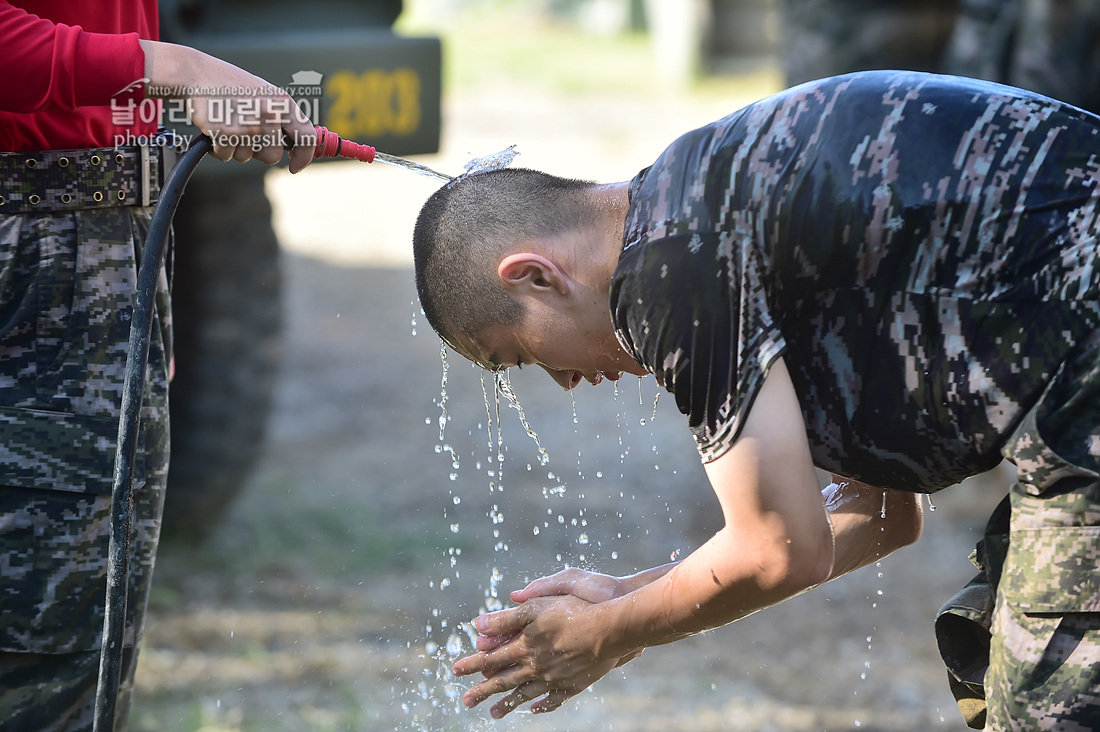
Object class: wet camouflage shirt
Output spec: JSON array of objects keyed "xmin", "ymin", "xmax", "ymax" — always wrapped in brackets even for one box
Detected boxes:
[{"xmin": 611, "ymin": 70, "xmax": 1100, "ymax": 492}]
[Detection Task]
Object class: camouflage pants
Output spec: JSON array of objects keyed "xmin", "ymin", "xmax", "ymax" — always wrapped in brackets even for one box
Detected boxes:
[
  {"xmin": 0, "ymin": 203, "xmax": 171, "ymax": 731},
  {"xmin": 937, "ymin": 339, "xmax": 1100, "ymax": 731}
]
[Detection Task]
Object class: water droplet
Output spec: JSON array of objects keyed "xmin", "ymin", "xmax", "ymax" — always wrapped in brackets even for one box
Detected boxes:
[
  {"xmin": 452, "ymin": 496, "xmax": 461, "ymax": 505},
  {"xmin": 450, "ymin": 523, "xmax": 459, "ymax": 533},
  {"xmin": 577, "ymin": 533, "xmax": 589, "ymax": 545}
]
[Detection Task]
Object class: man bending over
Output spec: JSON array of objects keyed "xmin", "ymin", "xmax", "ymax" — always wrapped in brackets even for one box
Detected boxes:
[{"xmin": 412, "ymin": 69, "xmax": 1100, "ymax": 731}]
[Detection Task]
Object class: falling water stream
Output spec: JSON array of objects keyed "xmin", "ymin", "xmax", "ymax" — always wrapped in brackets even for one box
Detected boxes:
[
  {"xmin": 405, "ymin": 342, "xmax": 574, "ymax": 729},
  {"xmin": 494, "ymin": 370, "xmax": 550, "ymax": 468}
]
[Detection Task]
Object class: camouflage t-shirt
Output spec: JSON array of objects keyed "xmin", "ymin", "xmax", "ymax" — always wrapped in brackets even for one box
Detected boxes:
[{"xmin": 611, "ymin": 70, "xmax": 1100, "ymax": 492}]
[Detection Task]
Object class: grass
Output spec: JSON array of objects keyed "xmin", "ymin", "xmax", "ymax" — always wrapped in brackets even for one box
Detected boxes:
[{"xmin": 152, "ymin": 473, "xmax": 463, "ymax": 605}]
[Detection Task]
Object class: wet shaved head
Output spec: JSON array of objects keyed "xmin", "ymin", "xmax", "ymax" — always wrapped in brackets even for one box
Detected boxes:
[{"xmin": 413, "ymin": 168, "xmax": 598, "ymax": 350}]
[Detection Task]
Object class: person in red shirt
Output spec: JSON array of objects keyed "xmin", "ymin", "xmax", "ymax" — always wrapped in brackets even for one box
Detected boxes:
[
  {"xmin": 0, "ymin": 3, "xmax": 316, "ymax": 729},
  {"xmin": 0, "ymin": 1, "xmax": 316, "ymax": 167}
]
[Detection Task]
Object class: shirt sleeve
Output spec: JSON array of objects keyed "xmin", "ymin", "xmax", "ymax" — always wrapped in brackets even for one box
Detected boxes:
[
  {"xmin": 1, "ymin": 1, "xmax": 145, "ymax": 114},
  {"xmin": 611, "ymin": 231, "xmax": 787, "ymax": 463}
]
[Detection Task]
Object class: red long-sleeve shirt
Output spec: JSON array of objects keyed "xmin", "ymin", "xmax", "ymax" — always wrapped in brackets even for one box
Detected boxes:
[{"xmin": 0, "ymin": 0, "xmax": 158, "ymax": 151}]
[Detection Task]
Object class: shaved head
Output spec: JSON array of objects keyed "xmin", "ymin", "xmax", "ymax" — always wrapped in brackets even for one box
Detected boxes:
[{"xmin": 412, "ymin": 168, "xmax": 599, "ymax": 351}]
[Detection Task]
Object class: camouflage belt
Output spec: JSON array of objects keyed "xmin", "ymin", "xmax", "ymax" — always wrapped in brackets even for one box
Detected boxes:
[{"xmin": 0, "ymin": 134, "xmax": 184, "ymax": 214}]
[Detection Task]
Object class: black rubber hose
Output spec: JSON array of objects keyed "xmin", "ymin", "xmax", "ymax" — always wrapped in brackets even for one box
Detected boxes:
[{"xmin": 93, "ymin": 134, "xmax": 211, "ymax": 732}]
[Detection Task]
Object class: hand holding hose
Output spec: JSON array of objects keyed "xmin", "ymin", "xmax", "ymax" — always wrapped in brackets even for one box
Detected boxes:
[{"xmin": 140, "ymin": 40, "xmax": 317, "ymax": 172}]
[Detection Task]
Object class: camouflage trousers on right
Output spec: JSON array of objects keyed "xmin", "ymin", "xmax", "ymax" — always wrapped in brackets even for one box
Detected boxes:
[
  {"xmin": 937, "ymin": 339, "xmax": 1100, "ymax": 731},
  {"xmin": 0, "ymin": 201, "xmax": 171, "ymax": 732}
]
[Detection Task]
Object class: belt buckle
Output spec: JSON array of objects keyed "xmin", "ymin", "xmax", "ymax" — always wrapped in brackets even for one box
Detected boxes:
[{"xmin": 140, "ymin": 143, "xmax": 152, "ymax": 208}]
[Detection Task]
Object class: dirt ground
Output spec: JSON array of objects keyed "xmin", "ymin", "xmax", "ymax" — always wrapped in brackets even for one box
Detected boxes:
[{"xmin": 130, "ymin": 72, "xmax": 1010, "ymax": 732}]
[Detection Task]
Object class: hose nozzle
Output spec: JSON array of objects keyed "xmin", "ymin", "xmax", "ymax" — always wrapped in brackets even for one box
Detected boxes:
[{"xmin": 312, "ymin": 125, "xmax": 376, "ymax": 163}]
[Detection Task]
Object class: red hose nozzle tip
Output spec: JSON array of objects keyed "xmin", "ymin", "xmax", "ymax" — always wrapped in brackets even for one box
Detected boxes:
[
  {"xmin": 313, "ymin": 125, "xmax": 376, "ymax": 163},
  {"xmin": 342, "ymin": 139, "xmax": 376, "ymax": 163}
]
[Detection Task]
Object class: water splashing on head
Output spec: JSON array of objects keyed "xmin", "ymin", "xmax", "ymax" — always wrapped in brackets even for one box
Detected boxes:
[{"xmin": 462, "ymin": 144, "xmax": 520, "ymax": 175}]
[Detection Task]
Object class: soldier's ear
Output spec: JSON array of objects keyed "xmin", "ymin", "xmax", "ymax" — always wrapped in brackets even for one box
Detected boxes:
[{"xmin": 498, "ymin": 253, "xmax": 571, "ymax": 296}]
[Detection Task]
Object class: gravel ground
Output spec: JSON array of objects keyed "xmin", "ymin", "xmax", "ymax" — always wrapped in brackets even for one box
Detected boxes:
[{"xmin": 130, "ymin": 68, "xmax": 1008, "ymax": 732}]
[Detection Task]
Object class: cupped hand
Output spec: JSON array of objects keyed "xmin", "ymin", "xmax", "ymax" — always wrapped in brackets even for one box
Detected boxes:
[
  {"xmin": 510, "ymin": 566, "xmax": 628, "ymax": 605},
  {"xmin": 452, "ymin": 594, "xmax": 636, "ymax": 718},
  {"xmin": 471, "ymin": 567, "xmax": 634, "ymax": 655}
]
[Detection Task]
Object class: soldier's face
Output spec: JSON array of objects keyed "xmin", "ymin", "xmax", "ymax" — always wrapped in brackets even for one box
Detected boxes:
[{"xmin": 458, "ymin": 307, "xmax": 647, "ymax": 391}]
